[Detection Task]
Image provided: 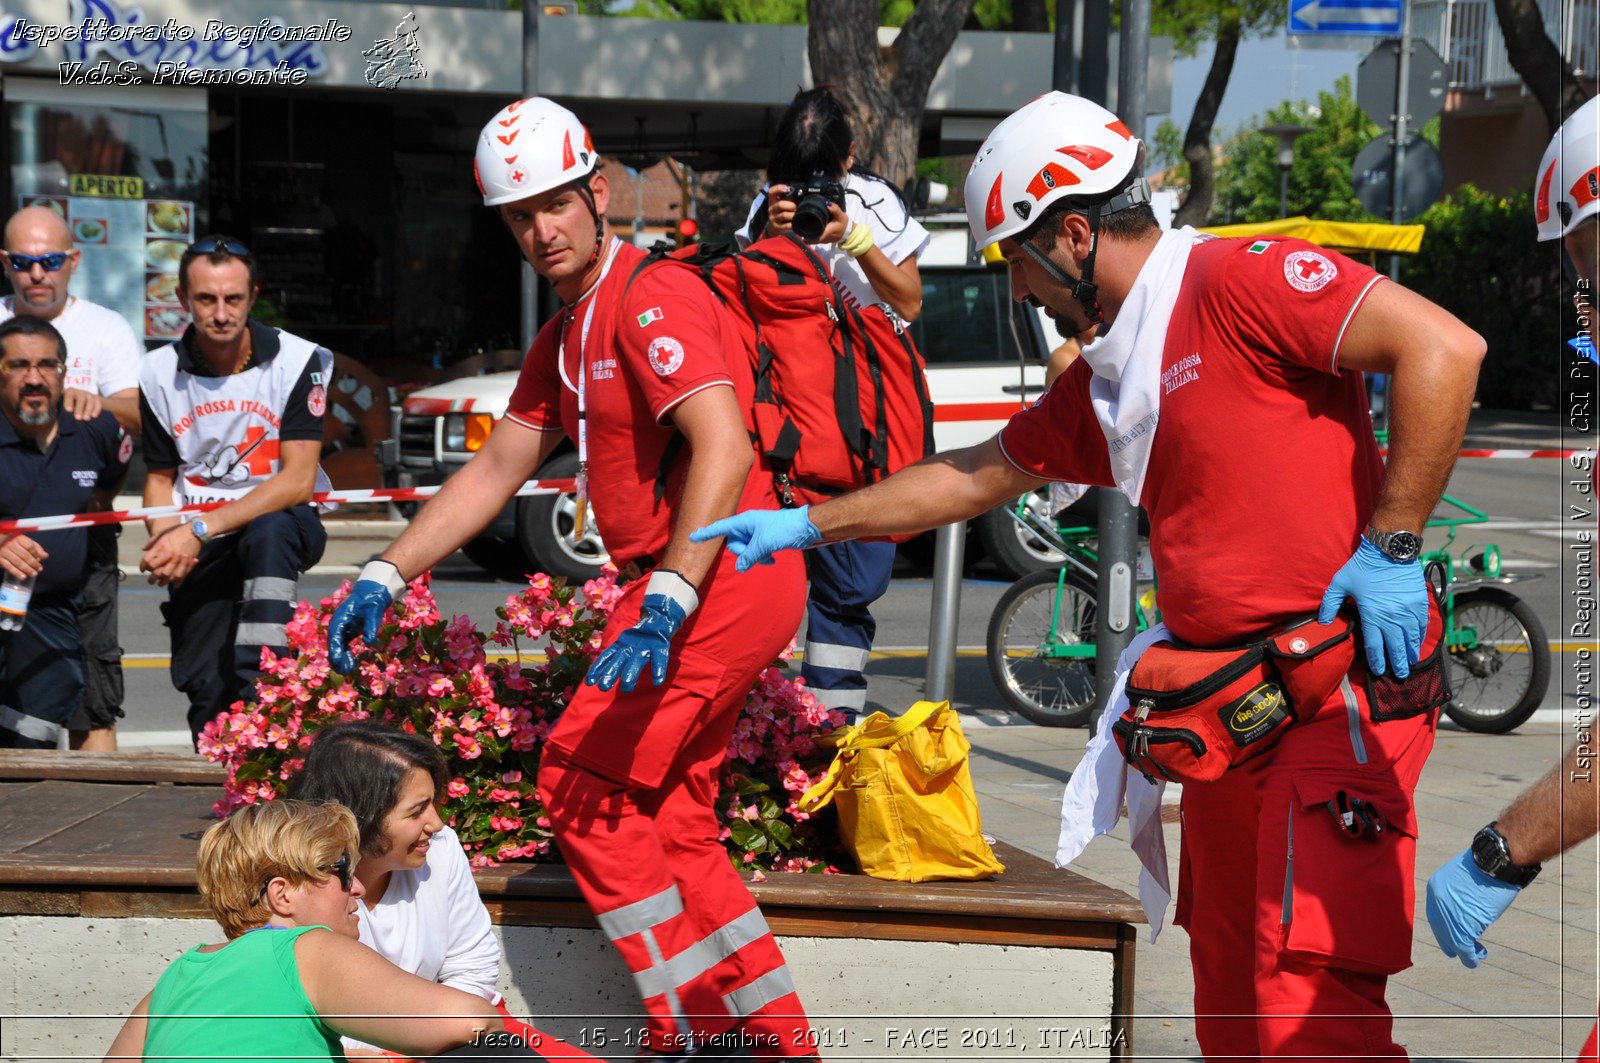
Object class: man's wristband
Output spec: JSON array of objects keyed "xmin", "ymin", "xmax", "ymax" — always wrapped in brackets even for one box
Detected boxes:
[
  {"xmin": 840, "ymin": 222, "xmax": 875, "ymax": 258},
  {"xmin": 646, "ymin": 568, "xmax": 699, "ymax": 617},
  {"xmin": 358, "ymin": 560, "xmax": 409, "ymax": 599}
]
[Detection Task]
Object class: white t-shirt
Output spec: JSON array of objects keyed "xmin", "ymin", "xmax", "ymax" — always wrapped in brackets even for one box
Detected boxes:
[
  {"xmin": 344, "ymin": 825, "xmax": 503, "ymax": 1054},
  {"xmin": 737, "ymin": 172, "xmax": 930, "ymax": 314},
  {"xmin": 0, "ymin": 295, "xmax": 142, "ymax": 396}
]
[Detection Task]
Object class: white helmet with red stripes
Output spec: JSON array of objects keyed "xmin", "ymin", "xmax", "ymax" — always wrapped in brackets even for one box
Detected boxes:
[
  {"xmin": 964, "ymin": 91, "xmax": 1145, "ymax": 250},
  {"xmin": 474, "ymin": 97, "xmax": 598, "ymax": 207},
  {"xmin": 1534, "ymin": 94, "xmax": 1599, "ymax": 241}
]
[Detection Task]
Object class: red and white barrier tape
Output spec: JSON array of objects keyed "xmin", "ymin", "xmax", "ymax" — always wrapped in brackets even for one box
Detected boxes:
[
  {"xmin": 1379, "ymin": 448, "xmax": 1584, "ymax": 459},
  {"xmin": 0, "ymin": 479, "xmax": 577, "ymax": 535}
]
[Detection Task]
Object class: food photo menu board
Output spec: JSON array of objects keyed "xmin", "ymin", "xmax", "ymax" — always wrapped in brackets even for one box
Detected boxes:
[{"xmin": 18, "ymin": 184, "xmax": 194, "ymax": 345}]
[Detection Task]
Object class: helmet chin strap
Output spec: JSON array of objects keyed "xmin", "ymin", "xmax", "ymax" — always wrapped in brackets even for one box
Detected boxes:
[
  {"xmin": 578, "ymin": 179, "xmax": 604, "ymax": 268},
  {"xmin": 1020, "ymin": 202, "xmax": 1106, "ymax": 327}
]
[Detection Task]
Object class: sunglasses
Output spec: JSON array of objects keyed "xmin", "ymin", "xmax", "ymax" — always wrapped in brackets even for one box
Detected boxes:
[
  {"xmin": 5, "ymin": 251, "xmax": 72, "ymax": 272},
  {"xmin": 188, "ymin": 237, "xmax": 252, "ymax": 257},
  {"xmin": 0, "ymin": 358, "xmax": 65, "ymax": 377},
  {"xmin": 253, "ymin": 850, "xmax": 355, "ymax": 905}
]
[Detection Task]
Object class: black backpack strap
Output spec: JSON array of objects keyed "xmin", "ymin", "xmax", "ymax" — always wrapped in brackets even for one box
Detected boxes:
[{"xmin": 653, "ymin": 432, "xmax": 687, "ymax": 503}]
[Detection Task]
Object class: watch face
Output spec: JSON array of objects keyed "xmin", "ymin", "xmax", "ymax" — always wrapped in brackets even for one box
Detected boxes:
[
  {"xmin": 1471, "ymin": 828, "xmax": 1505, "ymax": 874},
  {"xmin": 1386, "ymin": 531, "xmax": 1422, "ymax": 562}
]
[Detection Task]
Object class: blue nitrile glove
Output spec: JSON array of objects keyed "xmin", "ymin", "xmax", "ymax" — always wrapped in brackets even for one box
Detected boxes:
[
  {"xmin": 1425, "ymin": 849, "xmax": 1523, "ymax": 969},
  {"xmin": 328, "ymin": 561, "xmax": 407, "ymax": 674},
  {"xmin": 1318, "ymin": 538, "xmax": 1429, "ymax": 677},
  {"xmin": 586, "ymin": 569, "xmax": 698, "ymax": 692},
  {"xmin": 688, "ymin": 505, "xmax": 822, "ymax": 572}
]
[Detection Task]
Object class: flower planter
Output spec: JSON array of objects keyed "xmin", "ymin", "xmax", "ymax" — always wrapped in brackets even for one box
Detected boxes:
[{"xmin": 0, "ymin": 752, "xmax": 1142, "ymax": 1060}]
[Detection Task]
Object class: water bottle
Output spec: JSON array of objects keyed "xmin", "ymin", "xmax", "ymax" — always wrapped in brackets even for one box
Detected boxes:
[{"xmin": 0, "ymin": 573, "xmax": 34, "ymax": 632}]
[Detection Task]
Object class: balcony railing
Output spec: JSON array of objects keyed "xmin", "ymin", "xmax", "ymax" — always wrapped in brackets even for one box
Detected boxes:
[{"xmin": 1413, "ymin": 0, "xmax": 1596, "ymax": 90}]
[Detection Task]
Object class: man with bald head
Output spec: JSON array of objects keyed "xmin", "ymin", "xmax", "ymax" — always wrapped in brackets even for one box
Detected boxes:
[{"xmin": 1, "ymin": 204, "xmax": 143, "ymax": 750}]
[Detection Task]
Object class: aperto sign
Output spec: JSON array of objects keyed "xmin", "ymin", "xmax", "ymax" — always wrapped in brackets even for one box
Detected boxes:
[
  {"xmin": 69, "ymin": 174, "xmax": 145, "ymax": 199},
  {"xmin": 0, "ymin": 0, "xmax": 336, "ymax": 77}
]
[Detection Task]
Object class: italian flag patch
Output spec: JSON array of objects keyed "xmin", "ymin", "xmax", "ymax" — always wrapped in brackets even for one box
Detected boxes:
[
  {"xmin": 1247, "ymin": 240, "xmax": 1272, "ymax": 254},
  {"xmin": 637, "ymin": 307, "xmax": 663, "ymax": 327}
]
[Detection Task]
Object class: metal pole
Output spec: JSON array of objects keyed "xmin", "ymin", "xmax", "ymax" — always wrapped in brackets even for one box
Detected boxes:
[
  {"xmin": 1379, "ymin": 1, "xmax": 1414, "ymax": 434},
  {"xmin": 924, "ymin": 522, "xmax": 965, "ymax": 703},
  {"xmin": 1089, "ymin": 0, "xmax": 1150, "ymax": 723},
  {"xmin": 1053, "ymin": 0, "xmax": 1077, "ymax": 93},
  {"xmin": 1279, "ymin": 165, "xmax": 1290, "ymax": 218},
  {"xmin": 1080, "ymin": 0, "xmax": 1110, "ymax": 105},
  {"xmin": 518, "ymin": 2, "xmax": 540, "ymax": 351}
]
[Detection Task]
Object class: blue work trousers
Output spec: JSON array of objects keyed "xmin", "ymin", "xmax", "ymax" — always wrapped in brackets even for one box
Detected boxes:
[{"xmin": 801, "ymin": 539, "xmax": 896, "ymax": 719}]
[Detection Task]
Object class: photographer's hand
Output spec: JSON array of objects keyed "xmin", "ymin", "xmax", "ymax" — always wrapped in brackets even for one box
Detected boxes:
[
  {"xmin": 762, "ymin": 185, "xmax": 796, "ymax": 238},
  {"xmin": 816, "ymin": 203, "xmax": 851, "ymax": 244}
]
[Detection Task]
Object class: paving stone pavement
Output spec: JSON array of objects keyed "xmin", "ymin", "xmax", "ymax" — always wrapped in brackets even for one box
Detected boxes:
[{"xmin": 954, "ymin": 717, "xmax": 1598, "ymax": 1062}]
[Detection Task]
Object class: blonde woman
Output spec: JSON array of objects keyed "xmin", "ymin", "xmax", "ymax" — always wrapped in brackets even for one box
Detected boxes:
[{"xmin": 103, "ymin": 800, "xmax": 514, "ymax": 1062}]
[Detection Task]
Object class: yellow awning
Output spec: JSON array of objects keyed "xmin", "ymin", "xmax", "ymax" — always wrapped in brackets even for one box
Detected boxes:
[{"xmin": 1198, "ymin": 216, "xmax": 1425, "ymax": 255}]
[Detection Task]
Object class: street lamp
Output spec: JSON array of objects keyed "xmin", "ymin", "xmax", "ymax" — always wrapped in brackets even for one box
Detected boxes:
[{"xmin": 1263, "ymin": 122, "xmax": 1311, "ymax": 218}]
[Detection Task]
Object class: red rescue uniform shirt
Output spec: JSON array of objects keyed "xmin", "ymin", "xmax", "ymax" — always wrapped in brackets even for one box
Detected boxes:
[
  {"xmin": 506, "ymin": 241, "xmax": 776, "ymax": 563},
  {"xmin": 1000, "ymin": 236, "xmax": 1387, "ymax": 647}
]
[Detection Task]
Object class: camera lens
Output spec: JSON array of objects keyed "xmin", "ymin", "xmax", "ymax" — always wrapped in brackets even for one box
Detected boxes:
[{"xmin": 792, "ymin": 196, "xmax": 830, "ymax": 242}]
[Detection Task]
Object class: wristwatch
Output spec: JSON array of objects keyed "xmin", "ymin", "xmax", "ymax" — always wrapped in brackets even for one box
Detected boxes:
[
  {"xmin": 1365, "ymin": 524, "xmax": 1423, "ymax": 563},
  {"xmin": 1471, "ymin": 822, "xmax": 1541, "ymax": 887},
  {"xmin": 189, "ymin": 518, "xmax": 213, "ymax": 546}
]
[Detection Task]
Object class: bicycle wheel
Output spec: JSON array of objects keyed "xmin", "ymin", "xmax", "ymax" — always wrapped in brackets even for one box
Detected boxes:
[
  {"xmin": 1444, "ymin": 588, "xmax": 1551, "ymax": 734},
  {"xmin": 985, "ymin": 568, "xmax": 1100, "ymax": 727}
]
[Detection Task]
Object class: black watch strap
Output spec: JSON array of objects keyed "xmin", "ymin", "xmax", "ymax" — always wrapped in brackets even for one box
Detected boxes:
[{"xmin": 1472, "ymin": 822, "xmax": 1541, "ymax": 887}]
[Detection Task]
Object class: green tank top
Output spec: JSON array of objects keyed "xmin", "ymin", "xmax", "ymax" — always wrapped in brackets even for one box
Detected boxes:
[{"xmin": 143, "ymin": 925, "xmax": 346, "ymax": 1063}]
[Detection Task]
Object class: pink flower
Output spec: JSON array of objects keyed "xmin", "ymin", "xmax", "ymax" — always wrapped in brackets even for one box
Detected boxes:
[
  {"xmin": 426, "ymin": 674, "xmax": 454, "ymax": 698},
  {"xmin": 456, "ymin": 734, "xmax": 482, "ymax": 760},
  {"xmin": 501, "ymin": 770, "xmax": 523, "ymax": 783},
  {"xmin": 447, "ymin": 778, "xmax": 470, "ymax": 799},
  {"xmin": 490, "ymin": 815, "xmax": 523, "ymax": 832}
]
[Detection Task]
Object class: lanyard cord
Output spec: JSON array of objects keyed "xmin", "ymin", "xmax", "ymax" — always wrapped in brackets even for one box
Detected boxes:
[{"xmin": 559, "ymin": 236, "xmax": 620, "ymax": 533}]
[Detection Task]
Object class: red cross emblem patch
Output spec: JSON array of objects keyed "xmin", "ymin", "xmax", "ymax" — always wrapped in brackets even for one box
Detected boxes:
[{"xmin": 1283, "ymin": 249, "xmax": 1337, "ymax": 292}]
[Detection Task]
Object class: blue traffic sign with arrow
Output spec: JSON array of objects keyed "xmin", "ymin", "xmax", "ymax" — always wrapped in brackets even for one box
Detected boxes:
[{"xmin": 1288, "ymin": 0, "xmax": 1403, "ymax": 35}]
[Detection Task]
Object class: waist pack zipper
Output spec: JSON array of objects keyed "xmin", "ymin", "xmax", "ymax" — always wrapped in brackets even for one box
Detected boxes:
[{"xmin": 1128, "ymin": 645, "xmax": 1267, "ymax": 710}]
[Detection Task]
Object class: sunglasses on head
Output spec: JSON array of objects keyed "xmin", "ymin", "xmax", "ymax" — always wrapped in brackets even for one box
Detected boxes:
[
  {"xmin": 5, "ymin": 251, "xmax": 71, "ymax": 272},
  {"xmin": 253, "ymin": 850, "xmax": 355, "ymax": 905},
  {"xmin": 189, "ymin": 237, "xmax": 252, "ymax": 257}
]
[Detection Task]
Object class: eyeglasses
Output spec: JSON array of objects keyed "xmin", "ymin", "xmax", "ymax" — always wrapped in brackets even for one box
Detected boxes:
[
  {"xmin": 5, "ymin": 252, "xmax": 71, "ymax": 272},
  {"xmin": 253, "ymin": 851, "xmax": 355, "ymax": 905},
  {"xmin": 0, "ymin": 358, "xmax": 66, "ymax": 377},
  {"xmin": 188, "ymin": 237, "xmax": 252, "ymax": 257}
]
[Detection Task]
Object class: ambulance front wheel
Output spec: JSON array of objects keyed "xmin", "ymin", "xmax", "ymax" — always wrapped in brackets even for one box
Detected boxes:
[{"xmin": 516, "ymin": 452, "xmax": 612, "ymax": 583}]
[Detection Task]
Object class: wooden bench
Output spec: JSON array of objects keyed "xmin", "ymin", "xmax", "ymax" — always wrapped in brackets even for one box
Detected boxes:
[{"xmin": 0, "ymin": 751, "xmax": 1142, "ymax": 1061}]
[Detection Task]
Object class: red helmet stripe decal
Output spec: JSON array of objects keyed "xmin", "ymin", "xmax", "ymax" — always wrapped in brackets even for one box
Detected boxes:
[
  {"xmin": 562, "ymin": 130, "xmax": 576, "ymax": 170},
  {"xmin": 1057, "ymin": 144, "xmax": 1115, "ymax": 170},
  {"xmin": 583, "ymin": 128, "xmax": 595, "ymax": 153},
  {"xmin": 1106, "ymin": 120, "xmax": 1133, "ymax": 140},
  {"xmin": 472, "ymin": 158, "xmax": 485, "ymax": 196},
  {"xmin": 1572, "ymin": 165, "xmax": 1600, "ymax": 208},
  {"xmin": 496, "ymin": 131, "xmax": 517, "ymax": 146},
  {"xmin": 1536, "ymin": 159, "xmax": 1556, "ymax": 222},
  {"xmin": 985, "ymin": 174, "xmax": 1007, "ymax": 232},
  {"xmin": 1026, "ymin": 161, "xmax": 1080, "ymax": 200},
  {"xmin": 498, "ymin": 117, "xmax": 516, "ymax": 128},
  {"xmin": 503, "ymin": 155, "xmax": 517, "ymax": 165}
]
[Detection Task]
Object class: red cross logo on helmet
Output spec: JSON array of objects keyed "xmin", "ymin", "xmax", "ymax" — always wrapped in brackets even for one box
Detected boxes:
[{"xmin": 510, "ymin": 168, "xmax": 526, "ymax": 184}]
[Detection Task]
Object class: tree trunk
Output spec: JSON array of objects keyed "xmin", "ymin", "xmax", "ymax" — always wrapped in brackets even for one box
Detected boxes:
[
  {"xmin": 808, "ymin": 0, "xmax": 974, "ymax": 186},
  {"xmin": 1491, "ymin": 0, "xmax": 1591, "ymax": 135},
  {"xmin": 1172, "ymin": 14, "xmax": 1241, "ymax": 228}
]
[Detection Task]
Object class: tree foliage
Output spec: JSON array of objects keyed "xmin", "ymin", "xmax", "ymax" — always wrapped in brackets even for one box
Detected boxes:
[{"xmin": 1490, "ymin": 0, "xmax": 1592, "ymax": 136}]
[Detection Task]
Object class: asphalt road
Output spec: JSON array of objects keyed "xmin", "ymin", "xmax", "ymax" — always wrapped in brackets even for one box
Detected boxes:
[{"xmin": 107, "ymin": 447, "xmax": 1583, "ymax": 746}]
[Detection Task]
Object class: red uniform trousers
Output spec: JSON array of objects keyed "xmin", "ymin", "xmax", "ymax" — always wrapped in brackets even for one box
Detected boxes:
[
  {"xmin": 1176, "ymin": 671, "xmax": 1439, "ymax": 1062},
  {"xmin": 537, "ymin": 551, "xmax": 812, "ymax": 1059}
]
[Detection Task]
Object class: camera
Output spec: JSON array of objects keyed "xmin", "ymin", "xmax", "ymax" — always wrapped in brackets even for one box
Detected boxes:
[{"xmin": 782, "ymin": 173, "xmax": 846, "ymax": 243}]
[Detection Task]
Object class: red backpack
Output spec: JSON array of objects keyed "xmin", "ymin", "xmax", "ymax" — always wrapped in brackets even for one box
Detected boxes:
[{"xmin": 631, "ymin": 234, "xmax": 935, "ymax": 526}]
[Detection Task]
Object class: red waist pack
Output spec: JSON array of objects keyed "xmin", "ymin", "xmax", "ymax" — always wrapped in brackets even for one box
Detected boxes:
[{"xmin": 1113, "ymin": 595, "xmax": 1447, "ymax": 786}]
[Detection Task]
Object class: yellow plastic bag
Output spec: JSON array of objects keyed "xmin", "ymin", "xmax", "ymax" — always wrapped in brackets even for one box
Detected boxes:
[{"xmin": 799, "ymin": 700, "xmax": 1006, "ymax": 882}]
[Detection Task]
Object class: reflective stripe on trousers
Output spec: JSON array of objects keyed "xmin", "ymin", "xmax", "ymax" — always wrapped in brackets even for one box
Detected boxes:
[{"xmin": 599, "ymin": 889, "xmax": 796, "ymax": 1023}]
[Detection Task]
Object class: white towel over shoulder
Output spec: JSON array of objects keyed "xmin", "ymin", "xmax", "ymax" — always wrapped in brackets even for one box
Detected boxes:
[{"xmin": 1055, "ymin": 627, "xmax": 1174, "ymax": 940}]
